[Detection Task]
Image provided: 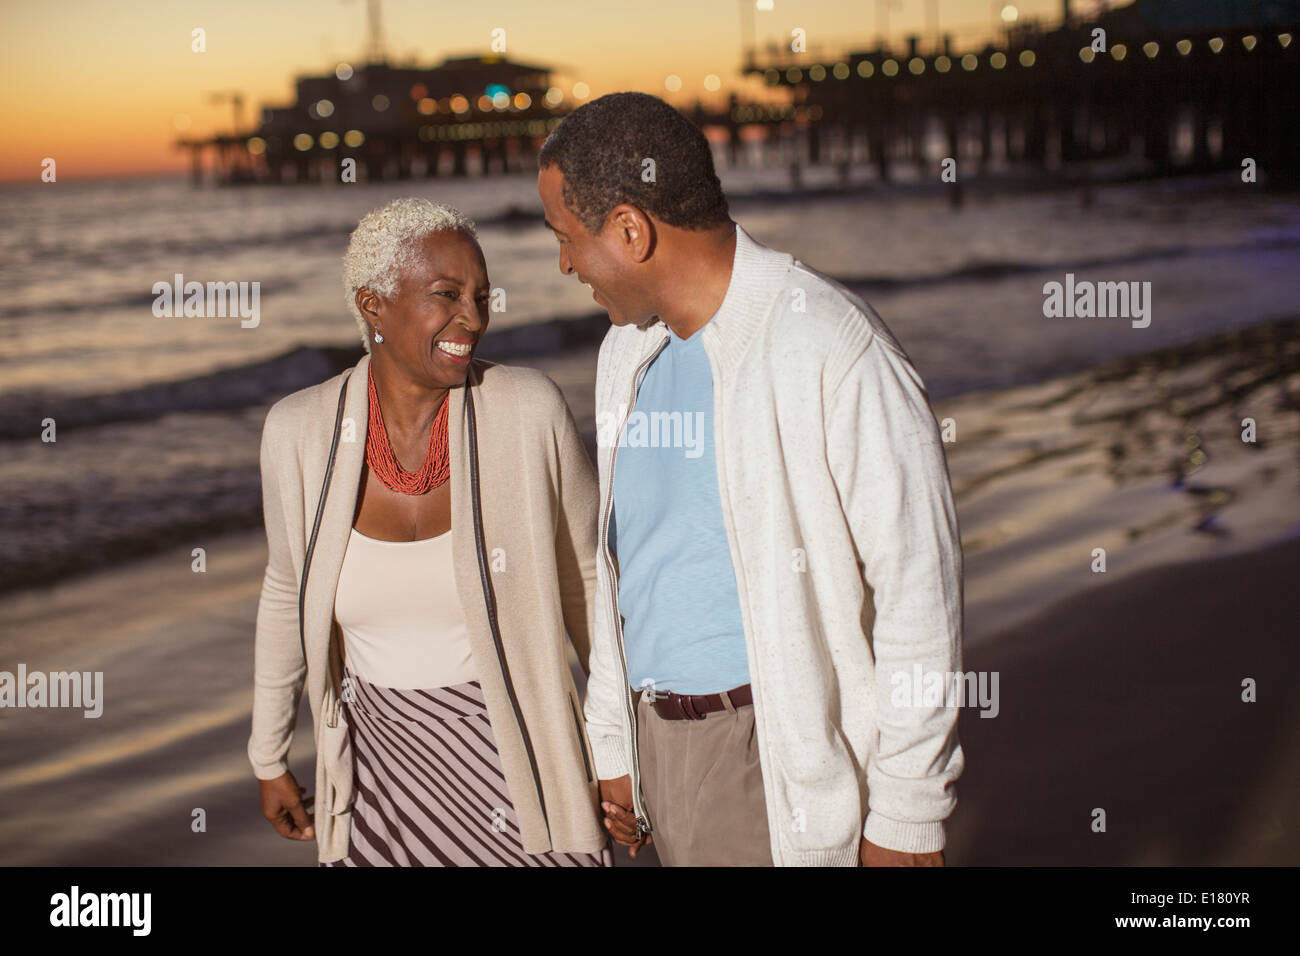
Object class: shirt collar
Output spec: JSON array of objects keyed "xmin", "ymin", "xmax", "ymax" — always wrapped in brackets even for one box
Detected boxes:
[{"xmin": 699, "ymin": 222, "xmax": 796, "ymax": 375}]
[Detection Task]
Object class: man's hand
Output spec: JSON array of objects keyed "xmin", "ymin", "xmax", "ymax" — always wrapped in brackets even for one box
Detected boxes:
[
  {"xmin": 859, "ymin": 837, "xmax": 944, "ymax": 866},
  {"xmin": 598, "ymin": 775, "xmax": 652, "ymax": 858},
  {"xmin": 259, "ymin": 771, "xmax": 315, "ymax": 841}
]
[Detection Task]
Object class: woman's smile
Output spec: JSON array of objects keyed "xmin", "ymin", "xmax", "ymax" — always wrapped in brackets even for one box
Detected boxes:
[{"xmin": 434, "ymin": 337, "xmax": 475, "ymax": 364}]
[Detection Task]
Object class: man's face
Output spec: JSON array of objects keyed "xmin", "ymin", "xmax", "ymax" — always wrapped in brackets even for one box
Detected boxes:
[{"xmin": 538, "ymin": 164, "xmax": 645, "ymax": 328}]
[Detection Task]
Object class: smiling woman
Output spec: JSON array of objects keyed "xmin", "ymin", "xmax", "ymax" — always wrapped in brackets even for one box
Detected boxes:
[
  {"xmin": 344, "ymin": 199, "xmax": 493, "ymax": 537},
  {"xmin": 248, "ymin": 197, "xmax": 613, "ymax": 867}
]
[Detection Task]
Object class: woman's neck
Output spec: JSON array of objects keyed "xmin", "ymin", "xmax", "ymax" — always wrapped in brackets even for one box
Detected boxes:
[{"xmin": 370, "ymin": 357, "xmax": 450, "ymax": 445}]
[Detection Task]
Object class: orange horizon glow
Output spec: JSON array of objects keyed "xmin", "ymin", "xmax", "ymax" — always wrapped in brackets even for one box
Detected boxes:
[{"xmin": 0, "ymin": 0, "xmax": 1064, "ymax": 183}]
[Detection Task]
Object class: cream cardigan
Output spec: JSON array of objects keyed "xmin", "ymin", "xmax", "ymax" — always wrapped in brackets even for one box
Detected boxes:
[
  {"xmin": 247, "ymin": 354, "xmax": 607, "ymax": 862},
  {"xmin": 585, "ymin": 223, "xmax": 966, "ymax": 866}
]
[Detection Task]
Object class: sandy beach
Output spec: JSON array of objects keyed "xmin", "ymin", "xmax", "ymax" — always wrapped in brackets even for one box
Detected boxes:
[
  {"xmin": 1, "ymin": 316, "xmax": 1296, "ymax": 866},
  {"xmin": 953, "ymin": 534, "xmax": 1299, "ymax": 866}
]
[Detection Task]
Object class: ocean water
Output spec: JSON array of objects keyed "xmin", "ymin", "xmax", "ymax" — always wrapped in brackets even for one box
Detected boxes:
[{"xmin": 1, "ymin": 166, "xmax": 1298, "ymax": 591}]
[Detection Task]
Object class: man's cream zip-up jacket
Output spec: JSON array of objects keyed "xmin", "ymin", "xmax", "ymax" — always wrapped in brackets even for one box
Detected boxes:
[{"xmin": 584, "ymin": 223, "xmax": 966, "ymax": 866}]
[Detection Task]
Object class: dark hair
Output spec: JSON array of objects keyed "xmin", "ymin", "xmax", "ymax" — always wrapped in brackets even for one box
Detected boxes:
[{"xmin": 539, "ymin": 92, "xmax": 730, "ymax": 234}]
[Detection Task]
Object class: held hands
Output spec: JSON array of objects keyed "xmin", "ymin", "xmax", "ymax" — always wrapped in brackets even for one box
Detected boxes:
[
  {"xmin": 596, "ymin": 779, "xmax": 943, "ymax": 866},
  {"xmin": 259, "ymin": 771, "xmax": 316, "ymax": 841},
  {"xmin": 859, "ymin": 836, "xmax": 944, "ymax": 866},
  {"xmin": 598, "ymin": 774, "xmax": 652, "ymax": 858},
  {"xmin": 260, "ymin": 770, "xmax": 941, "ymax": 862}
]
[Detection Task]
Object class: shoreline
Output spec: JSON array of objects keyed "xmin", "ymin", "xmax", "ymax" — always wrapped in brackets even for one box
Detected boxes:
[{"xmin": 939, "ymin": 313, "xmax": 1300, "ymax": 646}]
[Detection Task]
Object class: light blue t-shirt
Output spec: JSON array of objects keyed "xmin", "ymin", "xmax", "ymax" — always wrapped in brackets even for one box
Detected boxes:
[{"xmin": 609, "ymin": 324, "xmax": 750, "ymax": 695}]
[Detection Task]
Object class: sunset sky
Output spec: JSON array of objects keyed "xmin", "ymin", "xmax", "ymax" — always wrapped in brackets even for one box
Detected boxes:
[{"xmin": 1, "ymin": 0, "xmax": 1075, "ymax": 181}]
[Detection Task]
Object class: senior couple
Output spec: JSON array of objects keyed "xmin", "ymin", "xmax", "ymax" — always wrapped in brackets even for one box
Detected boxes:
[{"xmin": 247, "ymin": 92, "xmax": 965, "ymax": 867}]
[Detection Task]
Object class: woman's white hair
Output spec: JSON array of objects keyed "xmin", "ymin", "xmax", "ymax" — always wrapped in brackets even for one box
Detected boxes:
[{"xmin": 342, "ymin": 197, "xmax": 479, "ymax": 352}]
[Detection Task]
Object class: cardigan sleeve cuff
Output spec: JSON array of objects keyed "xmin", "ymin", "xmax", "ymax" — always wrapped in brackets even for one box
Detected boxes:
[
  {"xmin": 248, "ymin": 745, "xmax": 291, "ymax": 781},
  {"xmin": 863, "ymin": 812, "xmax": 946, "ymax": 854},
  {"xmin": 590, "ymin": 734, "xmax": 631, "ymax": 781}
]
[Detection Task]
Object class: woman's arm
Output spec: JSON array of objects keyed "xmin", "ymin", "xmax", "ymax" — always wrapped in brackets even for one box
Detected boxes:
[{"xmin": 247, "ymin": 404, "xmax": 308, "ymax": 780}]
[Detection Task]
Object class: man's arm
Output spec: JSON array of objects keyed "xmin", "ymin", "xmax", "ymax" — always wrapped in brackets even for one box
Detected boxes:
[
  {"xmin": 582, "ymin": 518, "xmax": 632, "ymax": 780},
  {"xmin": 824, "ymin": 325, "xmax": 966, "ymax": 857},
  {"xmin": 580, "ymin": 333, "xmax": 633, "ymax": 782},
  {"xmin": 247, "ymin": 406, "xmax": 308, "ymax": 780},
  {"xmin": 580, "ymin": 333, "xmax": 652, "ymax": 854}
]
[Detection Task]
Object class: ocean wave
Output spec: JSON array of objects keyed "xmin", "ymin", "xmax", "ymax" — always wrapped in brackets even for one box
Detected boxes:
[
  {"xmin": 10, "ymin": 232, "xmax": 1297, "ymax": 323},
  {"xmin": 830, "ymin": 234, "xmax": 1300, "ymax": 293},
  {"xmin": 0, "ymin": 311, "xmax": 612, "ymax": 438}
]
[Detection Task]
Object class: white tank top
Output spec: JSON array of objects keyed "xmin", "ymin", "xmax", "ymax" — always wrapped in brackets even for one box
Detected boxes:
[{"xmin": 333, "ymin": 527, "xmax": 477, "ymax": 690}]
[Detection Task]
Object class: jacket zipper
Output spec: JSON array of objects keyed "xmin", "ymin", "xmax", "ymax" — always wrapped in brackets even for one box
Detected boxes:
[{"xmin": 599, "ymin": 332, "xmax": 670, "ymax": 837}]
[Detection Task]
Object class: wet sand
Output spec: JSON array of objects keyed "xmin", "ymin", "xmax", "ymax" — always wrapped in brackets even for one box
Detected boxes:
[
  {"xmin": 1, "ymin": 317, "xmax": 1296, "ymax": 865},
  {"xmin": 952, "ymin": 534, "xmax": 1299, "ymax": 865}
]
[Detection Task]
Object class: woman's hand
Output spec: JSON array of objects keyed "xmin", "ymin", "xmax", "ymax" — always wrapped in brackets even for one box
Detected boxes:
[{"xmin": 259, "ymin": 771, "xmax": 316, "ymax": 841}]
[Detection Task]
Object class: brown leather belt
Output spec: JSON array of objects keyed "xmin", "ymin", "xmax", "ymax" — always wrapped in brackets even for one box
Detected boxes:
[{"xmin": 635, "ymin": 683, "xmax": 753, "ymax": 720}]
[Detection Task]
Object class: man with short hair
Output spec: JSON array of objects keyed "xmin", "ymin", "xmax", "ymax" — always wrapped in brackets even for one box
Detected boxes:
[{"xmin": 537, "ymin": 91, "xmax": 965, "ymax": 867}]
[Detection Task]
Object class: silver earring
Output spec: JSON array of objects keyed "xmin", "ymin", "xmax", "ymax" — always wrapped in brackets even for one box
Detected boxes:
[{"xmin": 373, "ymin": 330, "xmax": 384, "ymax": 343}]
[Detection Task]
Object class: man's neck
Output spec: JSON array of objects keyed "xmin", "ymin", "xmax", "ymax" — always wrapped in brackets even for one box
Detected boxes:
[{"xmin": 655, "ymin": 221, "xmax": 737, "ymax": 340}]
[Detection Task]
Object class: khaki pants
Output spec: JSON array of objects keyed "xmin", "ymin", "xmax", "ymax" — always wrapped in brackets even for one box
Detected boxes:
[{"xmin": 635, "ymin": 691, "xmax": 774, "ymax": 866}]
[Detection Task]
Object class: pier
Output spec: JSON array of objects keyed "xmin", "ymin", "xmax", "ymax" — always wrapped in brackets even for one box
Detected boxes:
[
  {"xmin": 176, "ymin": 0, "xmax": 1299, "ymax": 187},
  {"xmin": 739, "ymin": 0, "xmax": 1300, "ymax": 185},
  {"xmin": 177, "ymin": 55, "xmax": 567, "ymax": 185}
]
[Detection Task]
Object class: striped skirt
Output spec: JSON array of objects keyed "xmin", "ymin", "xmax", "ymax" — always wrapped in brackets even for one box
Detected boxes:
[{"xmin": 320, "ymin": 667, "xmax": 612, "ymax": 867}]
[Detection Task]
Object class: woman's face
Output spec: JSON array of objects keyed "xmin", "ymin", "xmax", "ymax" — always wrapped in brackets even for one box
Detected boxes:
[{"xmin": 360, "ymin": 228, "xmax": 490, "ymax": 389}]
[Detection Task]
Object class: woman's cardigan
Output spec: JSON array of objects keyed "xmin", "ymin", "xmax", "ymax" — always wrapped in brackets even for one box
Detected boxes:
[{"xmin": 247, "ymin": 353, "xmax": 607, "ymax": 862}]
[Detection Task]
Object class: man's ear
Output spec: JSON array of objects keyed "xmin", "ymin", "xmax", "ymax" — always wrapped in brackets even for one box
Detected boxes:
[{"xmin": 610, "ymin": 204, "xmax": 653, "ymax": 263}]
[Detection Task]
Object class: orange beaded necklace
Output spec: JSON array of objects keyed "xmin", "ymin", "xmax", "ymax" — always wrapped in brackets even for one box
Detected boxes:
[{"xmin": 365, "ymin": 364, "xmax": 450, "ymax": 495}]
